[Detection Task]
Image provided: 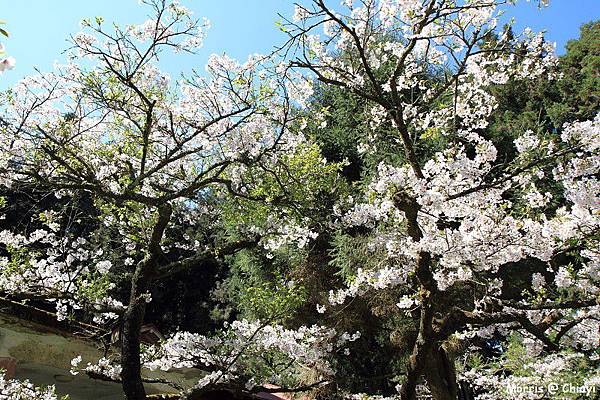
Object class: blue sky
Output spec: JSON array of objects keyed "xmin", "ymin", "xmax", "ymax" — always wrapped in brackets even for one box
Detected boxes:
[{"xmin": 0, "ymin": 0, "xmax": 598, "ymax": 90}]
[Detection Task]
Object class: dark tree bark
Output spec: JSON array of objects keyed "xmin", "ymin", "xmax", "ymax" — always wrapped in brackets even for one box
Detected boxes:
[
  {"xmin": 399, "ymin": 302, "xmax": 460, "ymax": 400},
  {"xmin": 399, "ymin": 303, "xmax": 433, "ymax": 400},
  {"xmin": 396, "ymin": 196, "xmax": 462, "ymax": 400},
  {"xmin": 424, "ymin": 346, "xmax": 459, "ymax": 400},
  {"xmin": 121, "ymin": 204, "xmax": 172, "ymax": 400}
]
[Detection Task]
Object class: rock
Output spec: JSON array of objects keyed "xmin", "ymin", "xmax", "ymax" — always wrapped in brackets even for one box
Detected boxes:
[{"xmin": 0, "ymin": 357, "xmax": 16, "ymax": 379}]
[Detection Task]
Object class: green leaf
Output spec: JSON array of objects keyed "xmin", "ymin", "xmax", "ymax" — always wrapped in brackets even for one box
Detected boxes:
[{"xmin": 274, "ymin": 20, "xmax": 287, "ymax": 33}]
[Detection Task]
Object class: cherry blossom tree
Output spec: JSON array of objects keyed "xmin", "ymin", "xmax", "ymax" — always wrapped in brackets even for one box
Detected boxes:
[
  {"xmin": 283, "ymin": 0, "xmax": 599, "ymax": 399},
  {"xmin": 0, "ymin": 1, "xmax": 344, "ymax": 399},
  {"xmin": 1, "ymin": 1, "xmax": 598, "ymax": 400}
]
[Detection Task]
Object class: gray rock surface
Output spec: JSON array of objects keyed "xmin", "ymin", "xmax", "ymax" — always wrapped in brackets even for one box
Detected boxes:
[{"xmin": 0, "ymin": 313, "xmax": 199, "ymax": 399}]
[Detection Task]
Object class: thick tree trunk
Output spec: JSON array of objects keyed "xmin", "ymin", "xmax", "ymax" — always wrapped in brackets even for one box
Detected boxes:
[
  {"xmin": 424, "ymin": 346, "xmax": 459, "ymax": 400},
  {"xmin": 399, "ymin": 290, "xmax": 435, "ymax": 400},
  {"xmin": 121, "ymin": 258, "xmax": 154, "ymax": 400},
  {"xmin": 399, "ymin": 338, "xmax": 427, "ymax": 400},
  {"xmin": 400, "ymin": 340, "xmax": 459, "ymax": 400},
  {"xmin": 398, "ymin": 198, "xmax": 442, "ymax": 400},
  {"xmin": 121, "ymin": 204, "xmax": 172, "ymax": 400}
]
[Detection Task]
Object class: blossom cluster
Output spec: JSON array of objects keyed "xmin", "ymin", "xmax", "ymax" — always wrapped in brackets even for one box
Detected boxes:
[
  {"xmin": 0, "ymin": 223, "xmax": 124, "ymax": 321},
  {"xmin": 142, "ymin": 319, "xmax": 360, "ymax": 391},
  {"xmin": 332, "ymin": 113, "xmax": 599, "ymax": 300},
  {"xmin": 0, "ymin": 375, "xmax": 59, "ymax": 400},
  {"xmin": 70, "ymin": 356, "xmax": 123, "ymax": 381},
  {"xmin": 462, "ymin": 352, "xmax": 599, "ymax": 400}
]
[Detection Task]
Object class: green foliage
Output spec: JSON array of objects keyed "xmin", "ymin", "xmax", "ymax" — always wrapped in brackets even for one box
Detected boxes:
[
  {"xmin": 76, "ymin": 270, "xmax": 114, "ymax": 304},
  {"xmin": 239, "ymin": 278, "xmax": 308, "ymax": 321},
  {"xmin": 488, "ymin": 20, "xmax": 600, "ymax": 150},
  {"xmin": 250, "ymin": 142, "xmax": 342, "ymax": 203},
  {"xmin": 555, "ymin": 21, "xmax": 600, "ymax": 123},
  {"xmin": 2, "ymin": 244, "xmax": 33, "ymax": 276},
  {"xmin": 213, "ymin": 249, "xmax": 307, "ymax": 323},
  {"xmin": 306, "ymin": 84, "xmax": 412, "ymax": 184},
  {"xmin": 95, "ymin": 199, "xmax": 153, "ymax": 245},
  {"xmin": 328, "ymin": 231, "xmax": 387, "ymax": 283},
  {"xmin": 221, "ymin": 142, "xmax": 345, "ymax": 238}
]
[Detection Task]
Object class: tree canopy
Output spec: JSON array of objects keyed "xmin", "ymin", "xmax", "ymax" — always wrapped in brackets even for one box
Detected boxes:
[{"xmin": 0, "ymin": 1, "xmax": 598, "ymax": 400}]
